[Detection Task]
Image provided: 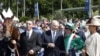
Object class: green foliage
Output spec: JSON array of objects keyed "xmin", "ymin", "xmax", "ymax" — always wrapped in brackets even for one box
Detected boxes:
[
  {"xmin": 0, "ymin": 0, "xmax": 99, "ymax": 20},
  {"xmin": 54, "ymin": 11, "xmax": 65, "ymax": 19},
  {"xmin": 19, "ymin": 16, "xmax": 29, "ymax": 22}
]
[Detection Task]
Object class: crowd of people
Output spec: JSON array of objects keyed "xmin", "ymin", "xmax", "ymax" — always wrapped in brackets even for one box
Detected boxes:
[{"xmin": 0, "ymin": 16, "xmax": 100, "ymax": 56}]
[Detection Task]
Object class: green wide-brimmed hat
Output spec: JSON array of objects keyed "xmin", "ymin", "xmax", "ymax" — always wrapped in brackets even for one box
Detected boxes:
[{"xmin": 65, "ymin": 23, "xmax": 74, "ymax": 30}]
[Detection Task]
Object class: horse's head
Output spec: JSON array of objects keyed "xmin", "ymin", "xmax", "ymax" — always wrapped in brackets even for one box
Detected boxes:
[
  {"xmin": 1, "ymin": 14, "xmax": 20, "ymax": 52},
  {"xmin": 0, "ymin": 13, "xmax": 14, "ymax": 39},
  {"xmin": 3, "ymin": 18, "xmax": 14, "ymax": 38}
]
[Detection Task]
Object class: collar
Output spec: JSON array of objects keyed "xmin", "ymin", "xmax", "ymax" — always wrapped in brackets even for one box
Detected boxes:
[
  {"xmin": 51, "ymin": 30, "xmax": 57, "ymax": 34},
  {"xmin": 51, "ymin": 30, "xmax": 57, "ymax": 37},
  {"xmin": 51, "ymin": 30, "xmax": 57, "ymax": 32},
  {"xmin": 26, "ymin": 29, "xmax": 33, "ymax": 38},
  {"xmin": 26, "ymin": 29, "xmax": 33, "ymax": 33},
  {"xmin": 65, "ymin": 33, "xmax": 72, "ymax": 37}
]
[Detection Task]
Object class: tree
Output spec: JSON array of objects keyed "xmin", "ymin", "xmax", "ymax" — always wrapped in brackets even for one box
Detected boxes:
[{"xmin": 0, "ymin": 0, "xmax": 99, "ymax": 20}]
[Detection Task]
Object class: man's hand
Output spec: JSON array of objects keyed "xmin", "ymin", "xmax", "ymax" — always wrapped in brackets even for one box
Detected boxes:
[
  {"xmin": 11, "ymin": 40, "xmax": 16, "ymax": 45},
  {"xmin": 82, "ymin": 49, "xmax": 86, "ymax": 53},
  {"xmin": 48, "ymin": 43, "xmax": 55, "ymax": 48},
  {"xmin": 29, "ymin": 50, "xmax": 34, "ymax": 55},
  {"xmin": 82, "ymin": 49, "xmax": 87, "ymax": 56}
]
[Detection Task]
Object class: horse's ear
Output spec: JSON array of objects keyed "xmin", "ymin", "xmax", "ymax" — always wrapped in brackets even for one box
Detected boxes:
[
  {"xmin": 11, "ymin": 15, "xmax": 14, "ymax": 19},
  {"xmin": 0, "ymin": 13, "xmax": 5, "ymax": 19}
]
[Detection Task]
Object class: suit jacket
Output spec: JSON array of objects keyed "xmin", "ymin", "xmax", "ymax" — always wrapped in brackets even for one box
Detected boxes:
[
  {"xmin": 76, "ymin": 29, "xmax": 86, "ymax": 42},
  {"xmin": 19, "ymin": 30, "xmax": 42, "ymax": 56},
  {"xmin": 42, "ymin": 30, "xmax": 66, "ymax": 56},
  {"xmin": 85, "ymin": 32, "xmax": 100, "ymax": 56}
]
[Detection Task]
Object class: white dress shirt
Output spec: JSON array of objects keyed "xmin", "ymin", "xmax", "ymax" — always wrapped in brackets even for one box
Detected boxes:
[{"xmin": 26, "ymin": 29, "xmax": 33, "ymax": 39}]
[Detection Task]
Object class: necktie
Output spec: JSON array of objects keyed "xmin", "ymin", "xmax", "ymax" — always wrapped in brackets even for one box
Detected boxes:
[
  {"xmin": 26, "ymin": 32, "xmax": 30, "ymax": 39},
  {"xmin": 52, "ymin": 31, "xmax": 55, "ymax": 42}
]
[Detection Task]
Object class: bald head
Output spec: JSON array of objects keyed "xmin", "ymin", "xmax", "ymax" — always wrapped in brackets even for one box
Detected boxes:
[{"xmin": 51, "ymin": 20, "xmax": 59, "ymax": 31}]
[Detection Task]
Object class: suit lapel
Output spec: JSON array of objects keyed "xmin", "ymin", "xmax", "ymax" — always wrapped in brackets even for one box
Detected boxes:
[
  {"xmin": 46, "ymin": 30, "xmax": 52, "ymax": 42},
  {"xmin": 49, "ymin": 30, "xmax": 53, "ymax": 42},
  {"xmin": 24, "ymin": 30, "xmax": 34, "ymax": 41},
  {"xmin": 54, "ymin": 31, "xmax": 60, "ymax": 42},
  {"xmin": 23, "ymin": 31, "xmax": 28, "ymax": 41}
]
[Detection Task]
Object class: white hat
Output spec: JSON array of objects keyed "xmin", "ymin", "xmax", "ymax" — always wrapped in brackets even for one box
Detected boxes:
[
  {"xmin": 86, "ymin": 16, "xmax": 100, "ymax": 26},
  {"xmin": 93, "ymin": 15, "xmax": 100, "ymax": 19}
]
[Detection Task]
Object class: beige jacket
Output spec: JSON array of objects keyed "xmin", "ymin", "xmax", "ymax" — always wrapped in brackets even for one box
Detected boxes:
[{"xmin": 85, "ymin": 32, "xmax": 100, "ymax": 56}]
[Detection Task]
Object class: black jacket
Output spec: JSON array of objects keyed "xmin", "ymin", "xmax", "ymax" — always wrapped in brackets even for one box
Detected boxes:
[
  {"xmin": 19, "ymin": 30, "xmax": 42, "ymax": 56},
  {"xmin": 42, "ymin": 30, "xmax": 66, "ymax": 56}
]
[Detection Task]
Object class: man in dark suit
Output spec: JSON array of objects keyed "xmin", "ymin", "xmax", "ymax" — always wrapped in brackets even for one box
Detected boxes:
[
  {"xmin": 19, "ymin": 19, "xmax": 42, "ymax": 56},
  {"xmin": 42, "ymin": 20, "xmax": 65, "ymax": 56}
]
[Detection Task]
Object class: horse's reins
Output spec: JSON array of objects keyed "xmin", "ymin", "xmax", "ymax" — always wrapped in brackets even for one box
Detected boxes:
[
  {"xmin": 11, "ymin": 26, "xmax": 20, "ymax": 56},
  {"xmin": 7, "ymin": 26, "xmax": 20, "ymax": 56}
]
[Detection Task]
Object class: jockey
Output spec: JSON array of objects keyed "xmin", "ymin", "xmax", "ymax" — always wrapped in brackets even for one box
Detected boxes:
[{"xmin": 64, "ymin": 23, "xmax": 84, "ymax": 56}]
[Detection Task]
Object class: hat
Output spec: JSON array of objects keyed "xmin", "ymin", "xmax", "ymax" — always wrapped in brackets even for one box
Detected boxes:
[
  {"xmin": 65, "ymin": 23, "xmax": 74, "ymax": 30},
  {"xmin": 86, "ymin": 16, "xmax": 100, "ymax": 26}
]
